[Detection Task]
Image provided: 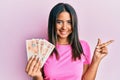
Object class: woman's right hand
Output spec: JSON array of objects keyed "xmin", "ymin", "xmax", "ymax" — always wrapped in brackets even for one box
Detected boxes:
[{"xmin": 25, "ymin": 56, "xmax": 42, "ymax": 78}]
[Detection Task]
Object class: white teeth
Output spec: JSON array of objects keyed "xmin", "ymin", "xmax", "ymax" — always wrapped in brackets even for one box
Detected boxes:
[{"xmin": 60, "ymin": 31, "xmax": 67, "ymax": 35}]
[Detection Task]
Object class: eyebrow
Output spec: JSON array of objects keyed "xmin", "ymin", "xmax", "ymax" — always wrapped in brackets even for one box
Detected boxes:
[{"xmin": 56, "ymin": 19, "xmax": 71, "ymax": 21}]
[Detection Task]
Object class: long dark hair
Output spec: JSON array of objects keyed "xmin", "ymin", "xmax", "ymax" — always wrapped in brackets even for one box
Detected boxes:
[{"xmin": 48, "ymin": 3, "xmax": 84, "ymax": 60}]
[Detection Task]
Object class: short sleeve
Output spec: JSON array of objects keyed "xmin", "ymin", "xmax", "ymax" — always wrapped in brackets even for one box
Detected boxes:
[{"xmin": 80, "ymin": 40, "xmax": 91, "ymax": 64}]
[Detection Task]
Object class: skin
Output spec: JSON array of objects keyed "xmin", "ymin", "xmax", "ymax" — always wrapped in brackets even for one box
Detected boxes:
[
  {"xmin": 82, "ymin": 39, "xmax": 114, "ymax": 80},
  {"xmin": 25, "ymin": 11, "xmax": 114, "ymax": 80},
  {"xmin": 56, "ymin": 11, "xmax": 72, "ymax": 45}
]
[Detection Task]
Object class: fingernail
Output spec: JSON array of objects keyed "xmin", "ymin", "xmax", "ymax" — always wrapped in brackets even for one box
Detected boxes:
[
  {"xmin": 98, "ymin": 38, "xmax": 100, "ymax": 40},
  {"xmin": 32, "ymin": 55, "xmax": 34, "ymax": 58},
  {"xmin": 96, "ymin": 46, "xmax": 100, "ymax": 49},
  {"xmin": 35, "ymin": 55, "xmax": 38, "ymax": 59},
  {"xmin": 111, "ymin": 40, "xmax": 114, "ymax": 42},
  {"xmin": 37, "ymin": 56, "xmax": 40, "ymax": 61},
  {"xmin": 39, "ymin": 57, "xmax": 41, "ymax": 61}
]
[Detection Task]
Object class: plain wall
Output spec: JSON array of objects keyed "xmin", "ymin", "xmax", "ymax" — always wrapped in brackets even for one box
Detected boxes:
[{"xmin": 0, "ymin": 0, "xmax": 119, "ymax": 80}]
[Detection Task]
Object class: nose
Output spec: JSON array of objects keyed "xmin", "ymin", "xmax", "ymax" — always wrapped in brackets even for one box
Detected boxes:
[{"xmin": 62, "ymin": 22, "xmax": 67, "ymax": 29}]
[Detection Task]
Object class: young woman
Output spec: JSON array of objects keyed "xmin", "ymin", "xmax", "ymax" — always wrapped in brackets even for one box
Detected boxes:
[{"xmin": 25, "ymin": 3, "xmax": 113, "ymax": 80}]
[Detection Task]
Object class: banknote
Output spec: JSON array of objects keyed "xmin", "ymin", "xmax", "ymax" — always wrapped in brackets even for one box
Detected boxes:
[
  {"xmin": 26, "ymin": 38, "xmax": 55, "ymax": 67},
  {"xmin": 39, "ymin": 39, "xmax": 55, "ymax": 67},
  {"xmin": 26, "ymin": 39, "xmax": 39, "ymax": 60}
]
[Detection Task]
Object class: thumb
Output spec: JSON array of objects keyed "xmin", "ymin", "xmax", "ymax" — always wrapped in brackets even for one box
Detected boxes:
[{"xmin": 97, "ymin": 38, "xmax": 101, "ymax": 46}]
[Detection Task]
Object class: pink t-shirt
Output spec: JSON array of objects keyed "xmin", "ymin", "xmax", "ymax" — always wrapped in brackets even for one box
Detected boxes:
[{"xmin": 43, "ymin": 40, "xmax": 91, "ymax": 80}]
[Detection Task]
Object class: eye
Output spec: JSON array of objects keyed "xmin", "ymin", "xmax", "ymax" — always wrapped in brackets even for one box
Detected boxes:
[
  {"xmin": 67, "ymin": 20, "xmax": 72, "ymax": 25},
  {"xmin": 56, "ymin": 20, "xmax": 63, "ymax": 24}
]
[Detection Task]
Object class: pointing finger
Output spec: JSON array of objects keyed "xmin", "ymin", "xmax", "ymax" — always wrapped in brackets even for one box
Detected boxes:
[{"xmin": 97, "ymin": 40, "xmax": 114, "ymax": 48}]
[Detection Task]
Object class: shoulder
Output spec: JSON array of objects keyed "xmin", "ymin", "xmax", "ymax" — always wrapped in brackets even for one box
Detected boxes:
[
  {"xmin": 79, "ymin": 40, "xmax": 91, "ymax": 55},
  {"xmin": 80, "ymin": 40, "xmax": 91, "ymax": 64},
  {"xmin": 79, "ymin": 40, "xmax": 90, "ymax": 47}
]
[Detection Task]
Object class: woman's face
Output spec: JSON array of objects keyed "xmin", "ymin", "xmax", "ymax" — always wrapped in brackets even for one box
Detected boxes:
[{"xmin": 56, "ymin": 11, "xmax": 72, "ymax": 40}]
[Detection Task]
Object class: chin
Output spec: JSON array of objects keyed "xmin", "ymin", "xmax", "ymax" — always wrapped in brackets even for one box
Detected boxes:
[{"xmin": 59, "ymin": 35, "xmax": 69, "ymax": 39}]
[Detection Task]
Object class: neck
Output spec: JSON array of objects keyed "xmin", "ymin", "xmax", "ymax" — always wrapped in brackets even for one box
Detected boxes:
[{"xmin": 57, "ymin": 38, "xmax": 69, "ymax": 45}]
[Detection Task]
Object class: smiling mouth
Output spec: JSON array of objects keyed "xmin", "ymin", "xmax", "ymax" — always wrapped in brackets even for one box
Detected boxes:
[{"xmin": 60, "ymin": 31, "xmax": 68, "ymax": 35}]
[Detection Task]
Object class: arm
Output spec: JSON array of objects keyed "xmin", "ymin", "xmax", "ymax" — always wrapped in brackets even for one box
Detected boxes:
[
  {"xmin": 82, "ymin": 39, "xmax": 114, "ymax": 80},
  {"xmin": 33, "ymin": 76, "xmax": 43, "ymax": 80},
  {"xmin": 82, "ymin": 57, "xmax": 101, "ymax": 80},
  {"xmin": 25, "ymin": 56, "xmax": 44, "ymax": 80}
]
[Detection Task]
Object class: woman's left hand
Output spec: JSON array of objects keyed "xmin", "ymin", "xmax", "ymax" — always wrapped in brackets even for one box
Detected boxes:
[{"xmin": 93, "ymin": 38, "xmax": 114, "ymax": 62}]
